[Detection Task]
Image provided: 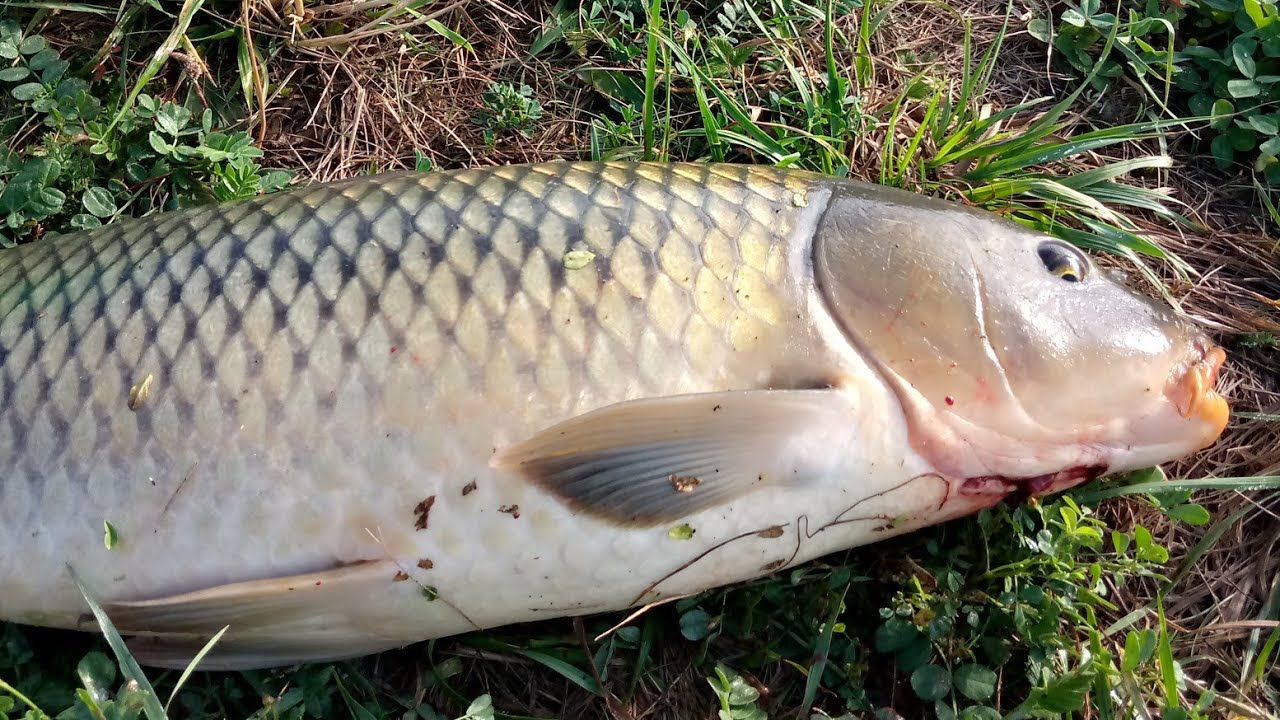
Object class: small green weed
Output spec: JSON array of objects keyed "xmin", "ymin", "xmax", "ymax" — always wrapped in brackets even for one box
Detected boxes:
[
  {"xmin": 707, "ymin": 665, "xmax": 767, "ymax": 720},
  {"xmin": 0, "ymin": 20, "xmax": 290, "ymax": 248},
  {"xmin": 1028, "ymin": 0, "xmax": 1280, "ymax": 186},
  {"xmin": 473, "ymin": 82, "xmax": 544, "ymax": 146}
]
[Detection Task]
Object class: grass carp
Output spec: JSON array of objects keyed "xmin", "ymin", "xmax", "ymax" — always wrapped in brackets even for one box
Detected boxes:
[{"xmin": 0, "ymin": 161, "xmax": 1229, "ymax": 670}]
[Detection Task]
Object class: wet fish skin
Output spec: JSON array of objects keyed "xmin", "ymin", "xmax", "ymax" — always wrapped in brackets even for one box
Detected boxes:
[{"xmin": 0, "ymin": 161, "xmax": 1226, "ymax": 669}]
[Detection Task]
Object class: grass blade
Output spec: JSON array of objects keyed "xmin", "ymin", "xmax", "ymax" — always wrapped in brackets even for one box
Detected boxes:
[
  {"xmin": 164, "ymin": 625, "xmax": 230, "ymax": 713},
  {"xmin": 1071, "ymin": 476, "xmax": 1280, "ymax": 504},
  {"xmin": 103, "ymin": 0, "xmax": 206, "ymax": 136},
  {"xmin": 801, "ymin": 584, "xmax": 847, "ymax": 710},
  {"xmin": 1156, "ymin": 598, "xmax": 1178, "ymax": 707},
  {"xmin": 642, "ymin": 0, "xmax": 661, "ymax": 160},
  {"xmin": 66, "ymin": 564, "xmax": 167, "ymax": 720},
  {"xmin": 514, "ymin": 649, "xmax": 601, "ymax": 695}
]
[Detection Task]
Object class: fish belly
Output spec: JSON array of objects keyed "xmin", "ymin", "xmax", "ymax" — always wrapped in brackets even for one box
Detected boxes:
[{"xmin": 0, "ymin": 162, "xmax": 936, "ymax": 666}]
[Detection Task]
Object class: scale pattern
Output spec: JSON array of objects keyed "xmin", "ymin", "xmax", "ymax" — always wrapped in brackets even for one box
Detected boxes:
[{"xmin": 0, "ymin": 161, "xmax": 832, "ymax": 616}]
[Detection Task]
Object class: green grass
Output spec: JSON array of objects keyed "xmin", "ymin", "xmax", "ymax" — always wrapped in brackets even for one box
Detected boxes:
[{"xmin": 1, "ymin": 0, "xmax": 1278, "ymax": 717}]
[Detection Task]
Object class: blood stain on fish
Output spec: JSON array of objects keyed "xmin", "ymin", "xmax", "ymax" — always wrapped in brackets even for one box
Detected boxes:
[{"xmin": 499, "ymin": 504, "xmax": 521, "ymax": 519}]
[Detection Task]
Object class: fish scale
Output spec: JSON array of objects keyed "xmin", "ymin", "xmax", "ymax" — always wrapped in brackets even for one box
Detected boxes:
[{"xmin": 0, "ymin": 161, "xmax": 860, "ymax": 642}]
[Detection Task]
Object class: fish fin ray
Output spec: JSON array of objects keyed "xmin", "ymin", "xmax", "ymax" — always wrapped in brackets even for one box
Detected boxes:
[
  {"xmin": 491, "ymin": 389, "xmax": 854, "ymax": 527},
  {"xmin": 102, "ymin": 560, "xmax": 412, "ymax": 669}
]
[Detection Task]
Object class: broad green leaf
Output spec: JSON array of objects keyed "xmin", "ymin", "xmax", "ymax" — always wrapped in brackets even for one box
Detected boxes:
[
  {"xmin": 259, "ymin": 170, "xmax": 293, "ymax": 193},
  {"xmin": 679, "ymin": 608, "xmax": 712, "ymax": 641},
  {"xmin": 1165, "ymin": 503, "xmax": 1211, "ymax": 525},
  {"xmin": 1233, "ymin": 40, "xmax": 1257, "ymax": 77},
  {"xmin": 1122, "ymin": 630, "xmax": 1144, "ymax": 672},
  {"xmin": 0, "ymin": 66, "xmax": 28, "ymax": 82},
  {"xmin": 1028, "ymin": 17, "xmax": 1052, "ymax": 42},
  {"xmin": 896, "ymin": 636, "xmax": 933, "ymax": 672},
  {"xmin": 39, "ymin": 58, "xmax": 68, "ymax": 84},
  {"xmin": 1211, "ymin": 98, "xmax": 1235, "ymax": 130},
  {"xmin": 11, "ymin": 82, "xmax": 43, "ymax": 101},
  {"xmin": 147, "ymin": 131, "xmax": 174, "ymax": 155},
  {"xmin": 1025, "ymin": 670, "xmax": 1091, "ymax": 714},
  {"xmin": 70, "ymin": 213, "xmax": 102, "ymax": 230},
  {"xmin": 76, "ymin": 651, "xmax": 117, "ymax": 706},
  {"xmin": 81, "ymin": 187, "xmax": 116, "ymax": 218},
  {"xmin": 1249, "ymin": 114, "xmax": 1279, "ymax": 135},
  {"xmin": 1211, "ymin": 134, "xmax": 1235, "ymax": 167},
  {"xmin": 1244, "ymin": 0, "xmax": 1272, "ymax": 26},
  {"xmin": 1261, "ymin": 136, "xmax": 1280, "ymax": 157},
  {"xmin": 30, "ymin": 186, "xmax": 65, "ymax": 217},
  {"xmin": 463, "ymin": 694, "xmax": 494, "ymax": 720},
  {"xmin": 18, "ymin": 35, "xmax": 46, "ymax": 55},
  {"xmin": 1227, "ymin": 79, "xmax": 1262, "ymax": 97},
  {"xmin": 953, "ymin": 665, "xmax": 997, "ymax": 701},
  {"xmin": 27, "ymin": 47, "xmax": 58, "ymax": 72},
  {"xmin": 911, "ymin": 664, "xmax": 952, "ymax": 701},
  {"xmin": 874, "ymin": 618, "xmax": 919, "ymax": 652},
  {"xmin": 155, "ymin": 103, "xmax": 191, "ymax": 136}
]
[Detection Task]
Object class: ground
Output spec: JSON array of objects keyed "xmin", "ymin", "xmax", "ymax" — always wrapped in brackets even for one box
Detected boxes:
[{"xmin": 0, "ymin": 0, "xmax": 1277, "ymax": 717}]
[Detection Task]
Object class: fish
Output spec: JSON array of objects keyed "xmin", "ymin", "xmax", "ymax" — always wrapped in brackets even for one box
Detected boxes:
[{"xmin": 0, "ymin": 161, "xmax": 1229, "ymax": 670}]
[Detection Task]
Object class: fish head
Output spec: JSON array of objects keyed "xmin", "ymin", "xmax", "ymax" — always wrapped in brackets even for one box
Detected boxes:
[{"xmin": 813, "ymin": 185, "xmax": 1228, "ymax": 496}]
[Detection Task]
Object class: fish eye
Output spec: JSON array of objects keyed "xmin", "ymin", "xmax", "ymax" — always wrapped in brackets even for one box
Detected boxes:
[{"xmin": 1037, "ymin": 241, "xmax": 1088, "ymax": 283}]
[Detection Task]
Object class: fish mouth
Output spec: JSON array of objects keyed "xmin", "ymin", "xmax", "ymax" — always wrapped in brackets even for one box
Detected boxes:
[{"xmin": 1165, "ymin": 339, "xmax": 1229, "ymax": 444}]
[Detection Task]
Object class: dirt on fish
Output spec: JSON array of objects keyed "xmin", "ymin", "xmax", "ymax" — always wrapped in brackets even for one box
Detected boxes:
[{"xmin": 413, "ymin": 496, "xmax": 436, "ymax": 531}]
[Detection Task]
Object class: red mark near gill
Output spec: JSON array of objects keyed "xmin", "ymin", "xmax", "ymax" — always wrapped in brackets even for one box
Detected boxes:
[
  {"xmin": 944, "ymin": 395, "xmax": 955, "ymax": 406},
  {"xmin": 390, "ymin": 346, "xmax": 398, "ymax": 354},
  {"xmin": 972, "ymin": 376, "xmax": 996, "ymax": 404},
  {"xmin": 962, "ymin": 465, "xmax": 1108, "ymax": 504}
]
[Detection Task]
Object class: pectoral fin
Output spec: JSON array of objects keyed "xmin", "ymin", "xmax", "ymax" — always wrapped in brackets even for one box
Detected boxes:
[
  {"xmin": 98, "ymin": 560, "xmax": 414, "ymax": 670},
  {"xmin": 492, "ymin": 389, "xmax": 854, "ymax": 527}
]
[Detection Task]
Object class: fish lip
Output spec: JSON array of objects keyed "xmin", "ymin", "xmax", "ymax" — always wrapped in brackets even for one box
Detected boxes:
[{"xmin": 1164, "ymin": 338, "xmax": 1229, "ymax": 439}]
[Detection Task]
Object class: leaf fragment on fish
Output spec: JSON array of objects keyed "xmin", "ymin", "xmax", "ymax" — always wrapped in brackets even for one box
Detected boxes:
[
  {"xmin": 127, "ymin": 374, "xmax": 154, "ymax": 412},
  {"xmin": 563, "ymin": 250, "xmax": 596, "ymax": 269},
  {"xmin": 668, "ymin": 524, "xmax": 696, "ymax": 540}
]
